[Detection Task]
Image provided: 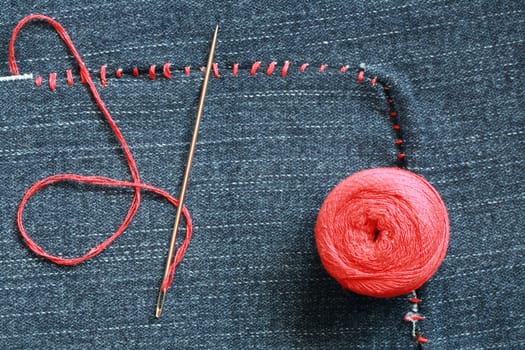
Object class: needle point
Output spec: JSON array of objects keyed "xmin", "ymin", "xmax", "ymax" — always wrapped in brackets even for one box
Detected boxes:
[{"xmin": 155, "ymin": 289, "xmax": 166, "ymax": 318}]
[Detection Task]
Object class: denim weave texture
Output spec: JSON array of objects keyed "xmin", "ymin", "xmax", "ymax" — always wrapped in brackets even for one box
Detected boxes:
[{"xmin": 0, "ymin": 1, "xmax": 523, "ymax": 349}]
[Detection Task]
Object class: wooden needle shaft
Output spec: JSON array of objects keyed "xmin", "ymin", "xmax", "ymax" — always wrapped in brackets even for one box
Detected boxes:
[{"xmin": 155, "ymin": 25, "xmax": 219, "ymax": 318}]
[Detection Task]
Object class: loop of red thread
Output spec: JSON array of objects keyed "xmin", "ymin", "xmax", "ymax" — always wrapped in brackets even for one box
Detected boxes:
[
  {"xmin": 299, "ymin": 63, "xmax": 308, "ymax": 73},
  {"xmin": 80, "ymin": 68, "xmax": 87, "ymax": 84},
  {"xmin": 34, "ymin": 75, "xmax": 42, "ymax": 87},
  {"xmin": 250, "ymin": 61, "xmax": 261, "ymax": 76},
  {"xmin": 148, "ymin": 65, "xmax": 156, "ymax": 80},
  {"xmin": 115, "ymin": 68, "xmax": 123, "ymax": 79},
  {"xmin": 266, "ymin": 61, "xmax": 276, "ymax": 76},
  {"xmin": 9, "ymin": 14, "xmax": 192, "ymax": 293},
  {"xmin": 162, "ymin": 62, "xmax": 171, "ymax": 79},
  {"xmin": 100, "ymin": 64, "xmax": 107, "ymax": 86},
  {"xmin": 232, "ymin": 63, "xmax": 239, "ymax": 76},
  {"xmin": 319, "ymin": 64, "xmax": 328, "ymax": 72},
  {"xmin": 132, "ymin": 66, "xmax": 139, "ymax": 77},
  {"xmin": 212, "ymin": 62, "xmax": 220, "ymax": 78},
  {"xmin": 315, "ymin": 168, "xmax": 449, "ymax": 298},
  {"xmin": 66, "ymin": 69, "xmax": 74, "ymax": 86},
  {"xmin": 340, "ymin": 65, "xmax": 349, "ymax": 73},
  {"xmin": 184, "ymin": 66, "xmax": 191, "ymax": 75},
  {"xmin": 356, "ymin": 69, "xmax": 365, "ymax": 82},
  {"xmin": 280, "ymin": 60, "xmax": 290, "ymax": 77},
  {"xmin": 48, "ymin": 72, "xmax": 57, "ymax": 90}
]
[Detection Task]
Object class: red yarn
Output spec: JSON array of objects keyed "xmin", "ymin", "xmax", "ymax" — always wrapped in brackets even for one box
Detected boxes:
[
  {"xmin": 315, "ymin": 168, "xmax": 449, "ymax": 298},
  {"xmin": 9, "ymin": 14, "xmax": 192, "ymax": 293}
]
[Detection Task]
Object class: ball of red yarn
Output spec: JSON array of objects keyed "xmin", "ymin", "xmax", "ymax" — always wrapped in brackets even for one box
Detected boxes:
[{"xmin": 315, "ymin": 168, "xmax": 449, "ymax": 298}]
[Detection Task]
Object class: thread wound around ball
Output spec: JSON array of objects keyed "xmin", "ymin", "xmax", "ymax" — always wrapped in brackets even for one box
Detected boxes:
[{"xmin": 314, "ymin": 168, "xmax": 449, "ymax": 298}]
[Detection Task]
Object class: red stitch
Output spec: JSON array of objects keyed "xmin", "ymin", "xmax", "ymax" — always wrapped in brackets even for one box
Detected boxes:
[
  {"xmin": 199, "ymin": 66, "xmax": 205, "ymax": 73},
  {"xmin": 212, "ymin": 62, "xmax": 220, "ymax": 78},
  {"xmin": 184, "ymin": 66, "xmax": 191, "ymax": 75},
  {"xmin": 300, "ymin": 63, "xmax": 309, "ymax": 73},
  {"xmin": 148, "ymin": 65, "xmax": 156, "ymax": 80},
  {"xmin": 417, "ymin": 335, "xmax": 429, "ymax": 344},
  {"xmin": 387, "ymin": 98, "xmax": 393, "ymax": 104},
  {"xmin": 404, "ymin": 314, "xmax": 424, "ymax": 322},
  {"xmin": 397, "ymin": 153, "xmax": 406, "ymax": 160},
  {"xmin": 319, "ymin": 64, "xmax": 328, "ymax": 72},
  {"xmin": 232, "ymin": 63, "xmax": 239, "ymax": 76},
  {"xmin": 383, "ymin": 85, "xmax": 389, "ymax": 91},
  {"xmin": 390, "ymin": 111, "xmax": 398, "ymax": 118},
  {"xmin": 100, "ymin": 65, "xmax": 107, "ymax": 87},
  {"xmin": 115, "ymin": 68, "xmax": 123, "ymax": 79},
  {"xmin": 132, "ymin": 66, "xmax": 139, "ymax": 77},
  {"xmin": 393, "ymin": 125, "xmax": 401, "ymax": 131},
  {"xmin": 357, "ymin": 69, "xmax": 365, "ymax": 82},
  {"xmin": 48, "ymin": 72, "xmax": 57, "ymax": 91},
  {"xmin": 80, "ymin": 69, "xmax": 87, "ymax": 84},
  {"xmin": 250, "ymin": 61, "xmax": 261, "ymax": 76},
  {"xmin": 370, "ymin": 76, "xmax": 377, "ymax": 86},
  {"xmin": 66, "ymin": 69, "xmax": 74, "ymax": 86},
  {"xmin": 163, "ymin": 62, "xmax": 171, "ymax": 79},
  {"xmin": 34, "ymin": 75, "xmax": 42, "ymax": 87},
  {"xmin": 395, "ymin": 139, "xmax": 404, "ymax": 145},
  {"xmin": 340, "ymin": 65, "xmax": 349, "ymax": 73},
  {"xmin": 281, "ymin": 60, "xmax": 290, "ymax": 77},
  {"xmin": 409, "ymin": 297, "xmax": 421, "ymax": 303},
  {"xmin": 266, "ymin": 61, "xmax": 277, "ymax": 76}
]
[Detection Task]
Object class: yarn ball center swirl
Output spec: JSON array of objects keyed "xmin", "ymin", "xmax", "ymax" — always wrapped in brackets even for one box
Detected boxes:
[{"xmin": 315, "ymin": 168, "xmax": 449, "ymax": 298}]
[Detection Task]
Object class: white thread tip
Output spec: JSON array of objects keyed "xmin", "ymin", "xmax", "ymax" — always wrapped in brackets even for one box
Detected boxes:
[{"xmin": 0, "ymin": 73, "xmax": 33, "ymax": 82}]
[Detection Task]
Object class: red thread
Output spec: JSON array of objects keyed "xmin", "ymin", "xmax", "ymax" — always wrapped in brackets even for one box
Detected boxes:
[
  {"xmin": 212, "ymin": 62, "xmax": 220, "ymax": 78},
  {"xmin": 340, "ymin": 65, "xmax": 349, "ymax": 73},
  {"xmin": 115, "ymin": 68, "xmax": 123, "ymax": 79},
  {"xmin": 370, "ymin": 76, "xmax": 377, "ymax": 86},
  {"xmin": 417, "ymin": 335, "xmax": 429, "ymax": 344},
  {"xmin": 315, "ymin": 168, "xmax": 449, "ymax": 298},
  {"xmin": 80, "ymin": 69, "xmax": 87, "ymax": 84},
  {"xmin": 232, "ymin": 63, "xmax": 239, "ymax": 76},
  {"xmin": 132, "ymin": 66, "xmax": 139, "ymax": 77},
  {"xmin": 397, "ymin": 153, "xmax": 406, "ymax": 160},
  {"xmin": 250, "ymin": 61, "xmax": 261, "ymax": 76},
  {"xmin": 199, "ymin": 66, "xmax": 205, "ymax": 73},
  {"xmin": 148, "ymin": 65, "xmax": 156, "ymax": 80},
  {"xmin": 390, "ymin": 111, "xmax": 398, "ymax": 118},
  {"xmin": 395, "ymin": 139, "xmax": 404, "ymax": 145},
  {"xmin": 319, "ymin": 64, "xmax": 328, "ymax": 72},
  {"xmin": 393, "ymin": 124, "xmax": 401, "ymax": 131},
  {"xmin": 266, "ymin": 61, "xmax": 276, "ymax": 76},
  {"xmin": 357, "ymin": 69, "xmax": 364, "ymax": 82},
  {"xmin": 34, "ymin": 75, "xmax": 42, "ymax": 87},
  {"xmin": 66, "ymin": 69, "xmax": 74, "ymax": 86},
  {"xmin": 48, "ymin": 72, "xmax": 57, "ymax": 90},
  {"xmin": 404, "ymin": 314, "xmax": 425, "ymax": 322},
  {"xmin": 100, "ymin": 65, "xmax": 107, "ymax": 86},
  {"xmin": 163, "ymin": 62, "xmax": 171, "ymax": 79},
  {"xmin": 409, "ymin": 297, "xmax": 421, "ymax": 303},
  {"xmin": 184, "ymin": 66, "xmax": 191, "ymax": 75},
  {"xmin": 300, "ymin": 63, "xmax": 309, "ymax": 73},
  {"xmin": 9, "ymin": 14, "xmax": 192, "ymax": 294},
  {"xmin": 281, "ymin": 60, "xmax": 290, "ymax": 77}
]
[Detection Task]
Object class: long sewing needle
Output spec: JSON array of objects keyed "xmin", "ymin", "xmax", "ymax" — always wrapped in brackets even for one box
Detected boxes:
[{"xmin": 155, "ymin": 24, "xmax": 219, "ymax": 318}]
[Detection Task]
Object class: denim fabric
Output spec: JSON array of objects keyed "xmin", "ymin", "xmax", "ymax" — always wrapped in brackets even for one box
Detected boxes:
[{"xmin": 0, "ymin": 1, "xmax": 523, "ymax": 349}]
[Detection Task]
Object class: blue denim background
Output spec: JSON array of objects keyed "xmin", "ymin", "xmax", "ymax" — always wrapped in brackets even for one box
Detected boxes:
[{"xmin": 0, "ymin": 1, "xmax": 523, "ymax": 349}]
